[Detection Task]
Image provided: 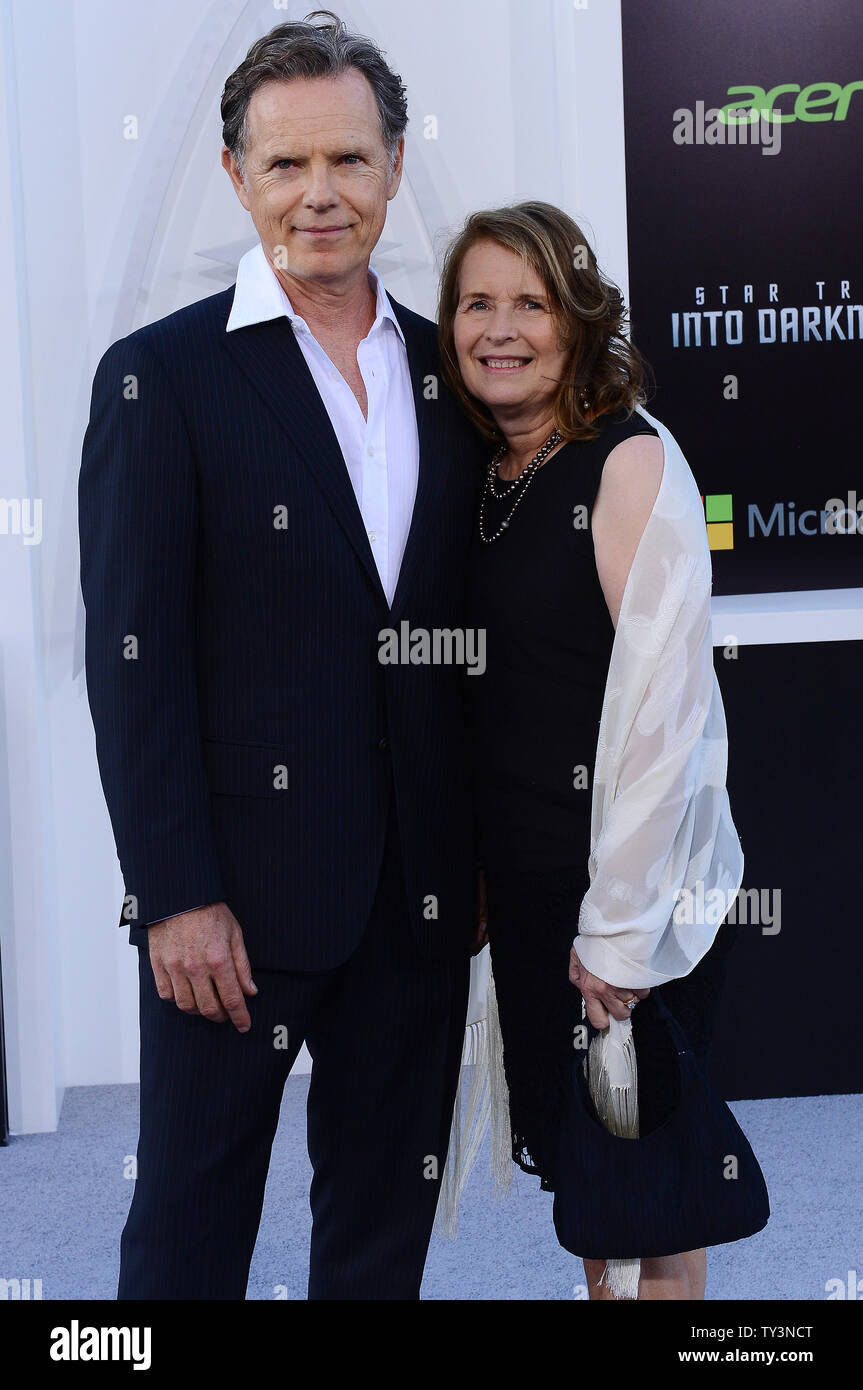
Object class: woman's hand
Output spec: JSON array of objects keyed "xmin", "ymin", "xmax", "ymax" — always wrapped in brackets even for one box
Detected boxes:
[{"xmin": 569, "ymin": 947, "xmax": 649, "ymax": 1027}]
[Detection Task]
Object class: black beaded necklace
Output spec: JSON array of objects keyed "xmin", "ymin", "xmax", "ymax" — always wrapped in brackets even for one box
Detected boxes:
[{"xmin": 478, "ymin": 429, "xmax": 563, "ymax": 543}]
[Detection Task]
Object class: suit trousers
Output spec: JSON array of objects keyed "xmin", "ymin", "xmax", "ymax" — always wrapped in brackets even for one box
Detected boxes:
[{"xmin": 117, "ymin": 790, "xmax": 470, "ymax": 1299}]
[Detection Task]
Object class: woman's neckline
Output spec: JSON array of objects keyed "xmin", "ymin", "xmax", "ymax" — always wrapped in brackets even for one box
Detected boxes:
[
  {"xmin": 490, "ymin": 409, "xmax": 644, "ymax": 483},
  {"xmin": 491, "ymin": 435, "xmax": 576, "ymax": 486}
]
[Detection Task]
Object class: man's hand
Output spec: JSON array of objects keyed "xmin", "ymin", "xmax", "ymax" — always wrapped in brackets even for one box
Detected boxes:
[
  {"xmin": 471, "ymin": 868, "xmax": 489, "ymax": 956},
  {"xmin": 569, "ymin": 946, "xmax": 649, "ymax": 1028},
  {"xmin": 147, "ymin": 902, "xmax": 257, "ymax": 1032}
]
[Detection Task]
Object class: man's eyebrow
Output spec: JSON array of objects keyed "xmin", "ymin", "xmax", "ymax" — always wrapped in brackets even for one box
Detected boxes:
[{"xmin": 264, "ymin": 142, "xmax": 374, "ymax": 162}]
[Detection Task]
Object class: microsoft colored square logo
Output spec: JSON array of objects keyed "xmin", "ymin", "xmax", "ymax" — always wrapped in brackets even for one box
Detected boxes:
[{"xmin": 703, "ymin": 493, "xmax": 734, "ymax": 549}]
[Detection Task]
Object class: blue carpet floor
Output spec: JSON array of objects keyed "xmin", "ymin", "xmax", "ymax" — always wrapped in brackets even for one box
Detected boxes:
[{"xmin": 0, "ymin": 1081, "xmax": 859, "ymax": 1300}]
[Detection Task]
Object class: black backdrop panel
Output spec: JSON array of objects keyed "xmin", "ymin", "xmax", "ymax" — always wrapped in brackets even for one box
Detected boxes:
[
  {"xmin": 707, "ymin": 639, "xmax": 863, "ymax": 1100},
  {"xmin": 621, "ymin": 0, "xmax": 863, "ymax": 595}
]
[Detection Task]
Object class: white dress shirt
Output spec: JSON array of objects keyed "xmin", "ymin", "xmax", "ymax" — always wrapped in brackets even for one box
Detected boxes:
[{"xmin": 226, "ymin": 241, "xmax": 419, "ymax": 605}]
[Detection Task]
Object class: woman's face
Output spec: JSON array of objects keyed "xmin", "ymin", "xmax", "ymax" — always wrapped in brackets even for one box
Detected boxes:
[{"xmin": 453, "ymin": 240, "xmax": 571, "ymax": 419}]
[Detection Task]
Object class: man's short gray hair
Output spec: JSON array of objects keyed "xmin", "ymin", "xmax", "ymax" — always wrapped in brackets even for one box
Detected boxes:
[{"xmin": 221, "ymin": 10, "xmax": 409, "ymax": 180}]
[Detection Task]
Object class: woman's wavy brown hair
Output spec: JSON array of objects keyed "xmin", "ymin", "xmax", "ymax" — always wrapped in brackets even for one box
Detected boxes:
[{"xmin": 437, "ymin": 201, "xmax": 651, "ymax": 444}]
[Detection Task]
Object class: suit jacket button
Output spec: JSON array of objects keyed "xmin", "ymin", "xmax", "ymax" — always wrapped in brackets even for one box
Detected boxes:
[{"xmin": 378, "ymin": 736, "xmax": 390, "ymax": 752}]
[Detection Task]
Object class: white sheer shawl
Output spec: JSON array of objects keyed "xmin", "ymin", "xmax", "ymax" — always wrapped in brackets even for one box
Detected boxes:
[{"xmin": 434, "ymin": 405, "xmax": 745, "ymax": 1235}]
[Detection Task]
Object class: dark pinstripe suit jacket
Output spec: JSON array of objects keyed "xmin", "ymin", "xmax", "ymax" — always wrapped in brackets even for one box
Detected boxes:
[{"xmin": 78, "ymin": 283, "xmax": 485, "ymax": 970}]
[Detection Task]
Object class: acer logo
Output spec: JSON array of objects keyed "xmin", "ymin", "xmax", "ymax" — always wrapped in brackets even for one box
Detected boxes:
[{"xmin": 720, "ymin": 81, "xmax": 863, "ymax": 123}]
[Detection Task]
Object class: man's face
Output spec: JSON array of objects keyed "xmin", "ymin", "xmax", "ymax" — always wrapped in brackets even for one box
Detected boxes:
[{"xmin": 222, "ymin": 69, "xmax": 403, "ymax": 287}]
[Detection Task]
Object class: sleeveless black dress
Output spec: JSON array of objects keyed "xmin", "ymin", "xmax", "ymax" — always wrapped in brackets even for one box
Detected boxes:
[{"xmin": 466, "ymin": 409, "xmax": 738, "ymax": 1192}]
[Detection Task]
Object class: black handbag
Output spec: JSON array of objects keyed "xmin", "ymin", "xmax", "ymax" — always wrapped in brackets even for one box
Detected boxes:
[{"xmin": 552, "ymin": 995, "xmax": 770, "ymax": 1259}]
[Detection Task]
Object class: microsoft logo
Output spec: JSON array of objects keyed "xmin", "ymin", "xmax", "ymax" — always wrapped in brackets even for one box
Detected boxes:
[
  {"xmin": 703, "ymin": 494, "xmax": 734, "ymax": 549},
  {"xmin": 701, "ymin": 492, "xmax": 861, "ymax": 546}
]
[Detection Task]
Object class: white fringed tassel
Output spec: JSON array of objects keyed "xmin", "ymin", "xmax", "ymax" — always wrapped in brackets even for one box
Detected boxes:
[
  {"xmin": 433, "ymin": 1016, "xmax": 492, "ymax": 1239},
  {"xmin": 598, "ymin": 1258, "xmax": 641, "ymax": 1300},
  {"xmin": 433, "ymin": 960, "xmax": 512, "ymax": 1239},
  {"xmin": 586, "ymin": 1016, "xmax": 639, "ymax": 1137},
  {"xmin": 486, "ymin": 963, "xmax": 513, "ymax": 1197},
  {"xmin": 587, "ymin": 1015, "xmax": 641, "ymax": 1300}
]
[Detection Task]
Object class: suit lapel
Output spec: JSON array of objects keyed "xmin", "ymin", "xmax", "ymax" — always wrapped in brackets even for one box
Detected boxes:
[
  {"xmin": 387, "ymin": 296, "xmax": 448, "ymax": 621},
  {"xmin": 221, "ymin": 312, "xmax": 387, "ymax": 604},
  {"xmin": 219, "ymin": 287, "xmax": 448, "ymax": 617}
]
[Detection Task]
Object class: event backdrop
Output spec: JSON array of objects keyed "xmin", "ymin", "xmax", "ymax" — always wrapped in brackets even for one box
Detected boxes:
[
  {"xmin": 621, "ymin": 0, "xmax": 863, "ymax": 1099},
  {"xmin": 622, "ymin": 0, "xmax": 863, "ymax": 596},
  {"xmin": 706, "ymin": 641, "xmax": 863, "ymax": 1100}
]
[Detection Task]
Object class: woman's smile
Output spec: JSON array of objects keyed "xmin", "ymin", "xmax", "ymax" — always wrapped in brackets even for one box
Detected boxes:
[{"xmin": 477, "ymin": 355, "xmax": 534, "ymax": 371}]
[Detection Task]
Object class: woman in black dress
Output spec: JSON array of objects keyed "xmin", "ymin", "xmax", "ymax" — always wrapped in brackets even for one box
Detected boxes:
[{"xmin": 437, "ymin": 202, "xmax": 740, "ymax": 1300}]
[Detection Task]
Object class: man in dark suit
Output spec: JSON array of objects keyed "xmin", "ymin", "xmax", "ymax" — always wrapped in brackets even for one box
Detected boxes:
[{"xmin": 78, "ymin": 14, "xmax": 485, "ymax": 1299}]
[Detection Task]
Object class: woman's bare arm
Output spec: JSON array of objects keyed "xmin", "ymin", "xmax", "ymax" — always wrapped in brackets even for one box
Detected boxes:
[
  {"xmin": 592, "ymin": 433, "xmax": 664, "ymax": 629},
  {"xmin": 569, "ymin": 431, "xmax": 665, "ymax": 1024}
]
